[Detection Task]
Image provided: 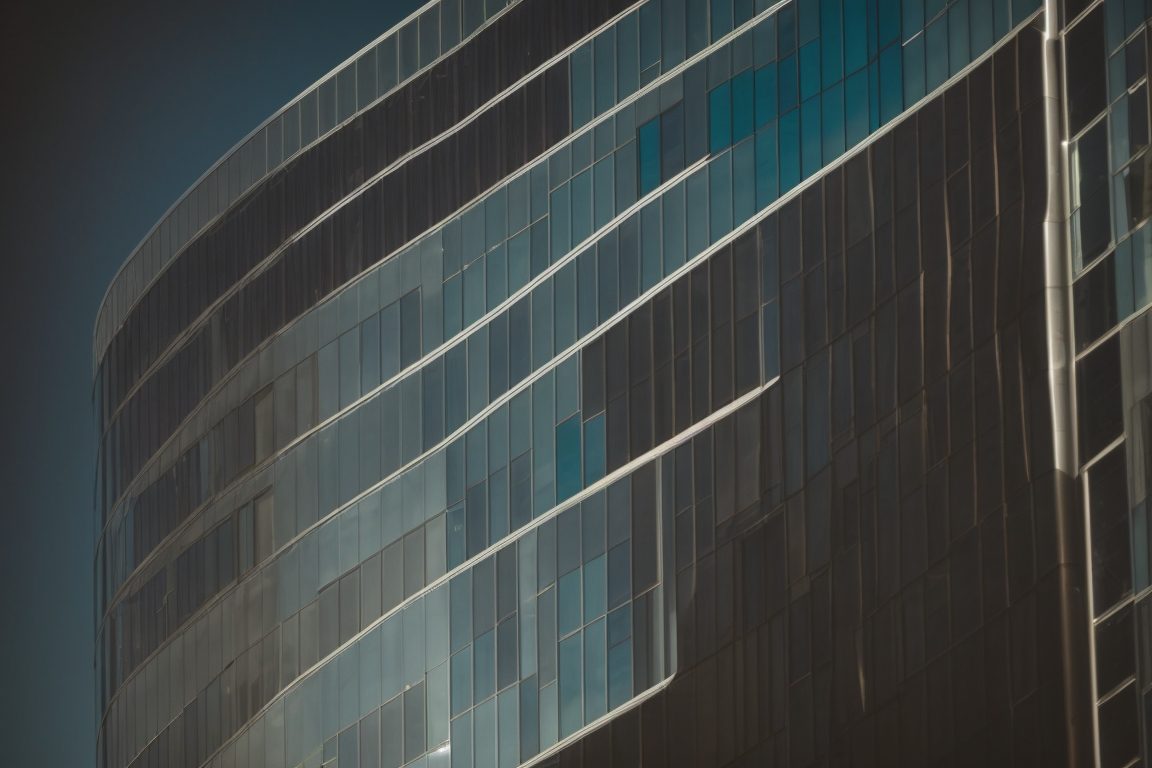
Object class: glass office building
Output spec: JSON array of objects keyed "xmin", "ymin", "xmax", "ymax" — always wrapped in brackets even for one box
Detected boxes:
[{"xmin": 91, "ymin": 0, "xmax": 1152, "ymax": 764}]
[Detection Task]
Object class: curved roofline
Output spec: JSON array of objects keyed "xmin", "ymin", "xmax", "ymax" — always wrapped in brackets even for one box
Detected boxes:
[{"xmin": 91, "ymin": 0, "xmax": 443, "ymax": 363}]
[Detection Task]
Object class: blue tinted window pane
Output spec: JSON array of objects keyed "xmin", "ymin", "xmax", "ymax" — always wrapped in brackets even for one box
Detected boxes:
[
  {"xmin": 486, "ymin": 244, "xmax": 508, "ymax": 310},
  {"xmin": 903, "ymin": 0, "xmax": 924, "ymax": 41},
  {"xmin": 925, "ymin": 16, "xmax": 948, "ymax": 92},
  {"xmin": 571, "ymin": 168, "xmax": 593, "ymax": 246},
  {"xmin": 452, "ymin": 646, "xmax": 473, "ymax": 715},
  {"xmin": 583, "ymin": 618, "xmax": 607, "ymax": 722},
  {"xmin": 583, "ymin": 555, "xmax": 606, "ymax": 621},
  {"xmin": 879, "ymin": 45, "xmax": 903, "ymax": 122},
  {"xmin": 641, "ymin": 202, "xmax": 662, "ymax": 291},
  {"xmin": 558, "ymin": 634, "xmax": 583, "ymax": 738},
  {"xmin": 508, "ymin": 230, "xmax": 530, "ymax": 294},
  {"xmin": 556, "ymin": 416, "xmax": 582, "ymax": 503},
  {"xmin": 557, "ymin": 570, "xmax": 582, "ymax": 637},
  {"xmin": 755, "ymin": 123, "xmax": 779, "ymax": 208},
  {"xmin": 709, "ymin": 151, "xmax": 733, "ymax": 243},
  {"xmin": 821, "ymin": 82, "xmax": 845, "ymax": 161},
  {"xmin": 971, "ymin": 0, "xmax": 994, "ymax": 54},
  {"xmin": 845, "ymin": 69, "xmax": 869, "ymax": 147},
  {"xmin": 638, "ymin": 118, "xmax": 662, "ymax": 196},
  {"xmin": 844, "ymin": 0, "xmax": 867, "ymax": 72},
  {"xmin": 571, "ymin": 44, "xmax": 593, "ymax": 129},
  {"xmin": 594, "ymin": 156, "xmax": 615, "ymax": 230},
  {"xmin": 755, "ymin": 63, "xmax": 778, "ymax": 127},
  {"xmin": 733, "ymin": 137, "xmax": 756, "ymax": 223},
  {"xmin": 464, "ymin": 263, "xmax": 485, "ymax": 326},
  {"xmin": 779, "ymin": 110, "xmax": 801, "ymax": 192},
  {"xmin": 711, "ymin": 0, "xmax": 733, "ymax": 41},
  {"xmin": 607, "ymin": 640, "xmax": 632, "ymax": 709},
  {"xmin": 779, "ymin": 55, "xmax": 798, "ymax": 113},
  {"xmin": 732, "ymin": 69, "xmax": 755, "ymax": 143},
  {"xmin": 475, "ymin": 630, "xmax": 496, "ymax": 702},
  {"xmin": 948, "ymin": 2, "xmax": 969, "ymax": 75},
  {"xmin": 820, "ymin": 0, "xmax": 843, "ymax": 86},
  {"xmin": 686, "ymin": 168, "xmax": 710, "ymax": 258},
  {"xmin": 709, "ymin": 83, "xmax": 732, "ymax": 153},
  {"xmin": 550, "ymin": 184, "xmax": 571, "ymax": 260},
  {"xmin": 583, "ymin": 414, "xmax": 606, "ymax": 486},
  {"xmin": 594, "ymin": 28, "xmax": 616, "ymax": 117},
  {"xmin": 618, "ymin": 13, "xmax": 640, "ymax": 99},
  {"xmin": 448, "ymin": 502, "xmax": 466, "ymax": 569},
  {"xmin": 799, "ymin": 40, "xmax": 821, "ymax": 101},
  {"xmin": 444, "ymin": 274, "xmax": 463, "ymax": 340},
  {"xmin": 903, "ymin": 34, "xmax": 926, "ymax": 106},
  {"xmin": 878, "ymin": 0, "xmax": 900, "ymax": 45}
]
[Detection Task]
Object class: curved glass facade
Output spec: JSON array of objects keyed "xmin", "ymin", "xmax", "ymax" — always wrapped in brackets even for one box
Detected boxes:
[{"xmin": 97, "ymin": 0, "xmax": 1152, "ymax": 765}]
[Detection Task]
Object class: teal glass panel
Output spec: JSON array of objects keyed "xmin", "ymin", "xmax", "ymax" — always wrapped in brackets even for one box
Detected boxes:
[
  {"xmin": 557, "ymin": 570, "xmax": 582, "ymax": 637},
  {"xmin": 571, "ymin": 168, "xmax": 593, "ymax": 246},
  {"xmin": 710, "ymin": 151, "xmax": 734, "ymax": 243},
  {"xmin": 712, "ymin": 0, "xmax": 733, "ymax": 40},
  {"xmin": 879, "ymin": 45, "xmax": 903, "ymax": 122},
  {"xmin": 799, "ymin": 40, "xmax": 821, "ymax": 101},
  {"xmin": 577, "ymin": 249, "xmax": 597, "ymax": 337},
  {"xmin": 903, "ymin": 0, "xmax": 923, "ymax": 42},
  {"xmin": 641, "ymin": 203, "xmax": 662, "ymax": 291},
  {"xmin": 444, "ymin": 273, "xmax": 463, "ymax": 340},
  {"xmin": 779, "ymin": 54, "xmax": 798, "ymax": 113},
  {"xmin": 948, "ymin": 0, "xmax": 969, "ymax": 76},
  {"xmin": 845, "ymin": 68, "xmax": 869, "ymax": 147},
  {"xmin": 638, "ymin": 118, "xmax": 662, "ymax": 196},
  {"xmin": 779, "ymin": 110, "xmax": 800, "ymax": 193},
  {"xmin": 925, "ymin": 16, "xmax": 948, "ymax": 92},
  {"xmin": 778, "ymin": 4, "xmax": 796, "ymax": 56},
  {"xmin": 486, "ymin": 244, "xmax": 507, "ymax": 311},
  {"xmin": 463, "ymin": 262, "xmax": 485, "ymax": 329},
  {"xmin": 755, "ymin": 123, "xmax": 779, "ymax": 208},
  {"xmin": 583, "ymin": 618, "xmax": 607, "ymax": 722},
  {"xmin": 549, "ymin": 184, "xmax": 571, "ymax": 264},
  {"xmin": 571, "ymin": 44, "xmax": 593, "ymax": 130},
  {"xmin": 878, "ymin": 0, "xmax": 900, "ymax": 46},
  {"xmin": 844, "ymin": 0, "xmax": 867, "ymax": 73},
  {"xmin": 617, "ymin": 12, "xmax": 640, "ymax": 99},
  {"xmin": 475, "ymin": 629, "xmax": 496, "ymax": 705},
  {"xmin": 663, "ymin": 184, "xmax": 686, "ymax": 272},
  {"xmin": 558, "ymin": 634, "xmax": 583, "ymax": 738},
  {"xmin": 970, "ymin": 0, "xmax": 993, "ymax": 54},
  {"xmin": 593, "ymin": 156, "xmax": 615, "ymax": 230},
  {"xmin": 508, "ymin": 230, "xmax": 530, "ymax": 295},
  {"xmin": 755, "ymin": 63, "xmax": 778, "ymax": 127},
  {"xmin": 556, "ymin": 416, "xmax": 582, "ymax": 504},
  {"xmin": 686, "ymin": 168, "xmax": 710, "ymax": 258},
  {"xmin": 926, "ymin": 0, "xmax": 946, "ymax": 21},
  {"xmin": 594, "ymin": 27, "xmax": 617, "ymax": 117},
  {"xmin": 583, "ymin": 414, "xmax": 606, "ymax": 487},
  {"xmin": 607, "ymin": 640, "xmax": 632, "ymax": 709},
  {"xmin": 821, "ymin": 82, "xmax": 845, "ymax": 162},
  {"xmin": 820, "ymin": 0, "xmax": 843, "ymax": 87},
  {"xmin": 709, "ymin": 82, "xmax": 733, "ymax": 153},
  {"xmin": 451, "ymin": 646, "xmax": 473, "ymax": 715},
  {"xmin": 903, "ymin": 34, "xmax": 925, "ymax": 107},
  {"xmin": 732, "ymin": 69, "xmax": 755, "ymax": 143},
  {"xmin": 801, "ymin": 97, "xmax": 822, "ymax": 178},
  {"xmin": 733, "ymin": 137, "xmax": 757, "ymax": 223},
  {"xmin": 583, "ymin": 555, "xmax": 607, "ymax": 622},
  {"xmin": 448, "ymin": 502, "xmax": 466, "ymax": 569}
]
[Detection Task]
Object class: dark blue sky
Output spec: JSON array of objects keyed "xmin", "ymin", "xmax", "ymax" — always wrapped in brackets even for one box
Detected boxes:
[{"xmin": 0, "ymin": 1, "xmax": 419, "ymax": 764}]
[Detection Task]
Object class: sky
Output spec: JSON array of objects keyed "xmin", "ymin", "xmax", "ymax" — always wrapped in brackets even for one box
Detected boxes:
[{"xmin": 0, "ymin": 0, "xmax": 420, "ymax": 764}]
